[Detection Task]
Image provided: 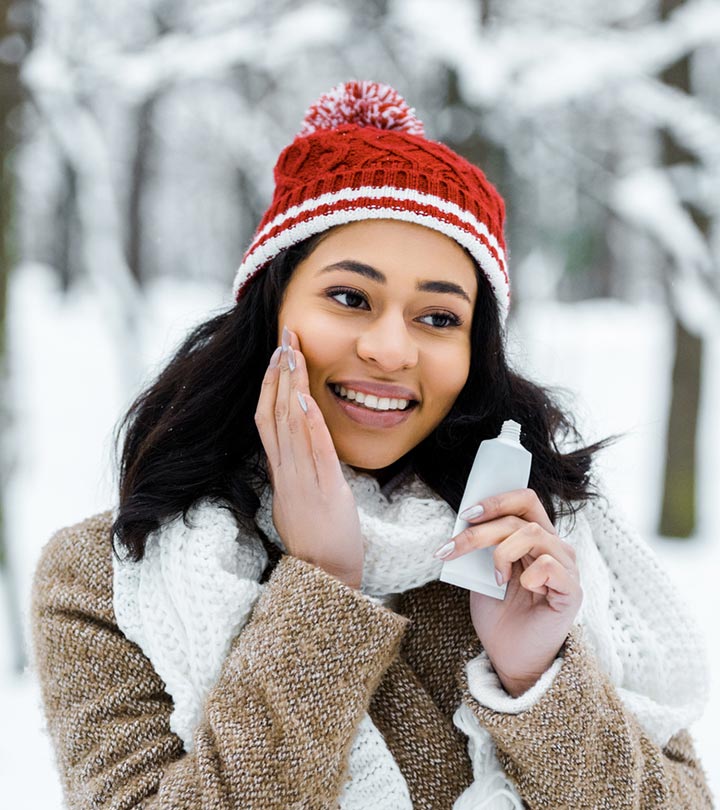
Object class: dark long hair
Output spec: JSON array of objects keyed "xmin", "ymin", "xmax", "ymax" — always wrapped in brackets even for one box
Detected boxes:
[{"xmin": 112, "ymin": 233, "xmax": 616, "ymax": 560}]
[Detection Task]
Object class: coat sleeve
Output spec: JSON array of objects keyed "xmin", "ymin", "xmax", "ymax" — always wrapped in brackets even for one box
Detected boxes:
[
  {"xmin": 460, "ymin": 628, "xmax": 712, "ymax": 809},
  {"xmin": 458, "ymin": 485, "xmax": 712, "ymax": 810},
  {"xmin": 31, "ymin": 513, "xmax": 408, "ymax": 810}
]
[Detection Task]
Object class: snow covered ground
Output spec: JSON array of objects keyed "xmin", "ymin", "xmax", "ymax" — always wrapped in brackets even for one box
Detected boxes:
[{"xmin": 1, "ymin": 264, "xmax": 717, "ymax": 806}]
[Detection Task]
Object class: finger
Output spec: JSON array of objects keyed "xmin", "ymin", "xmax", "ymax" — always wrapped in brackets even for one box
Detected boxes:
[
  {"xmin": 283, "ymin": 342, "xmax": 322, "ymax": 485},
  {"xmin": 285, "ymin": 330, "xmax": 310, "ymax": 394},
  {"xmin": 254, "ymin": 345, "xmax": 283, "ymax": 470},
  {"xmin": 436, "ymin": 515, "xmax": 527, "ymax": 560},
  {"xmin": 279, "ymin": 327, "xmax": 345, "ymax": 491},
  {"xmin": 285, "ymin": 332, "xmax": 346, "ymax": 491},
  {"xmin": 493, "ymin": 524, "xmax": 575, "ymax": 586},
  {"xmin": 274, "ymin": 339, "xmax": 312, "ymax": 479},
  {"xmin": 300, "ymin": 389, "xmax": 345, "ymax": 491},
  {"xmin": 460, "ymin": 488, "xmax": 555, "ymax": 534},
  {"xmin": 285, "ymin": 325, "xmax": 301, "ymax": 352},
  {"xmin": 519, "ymin": 554, "xmax": 581, "ymax": 604}
]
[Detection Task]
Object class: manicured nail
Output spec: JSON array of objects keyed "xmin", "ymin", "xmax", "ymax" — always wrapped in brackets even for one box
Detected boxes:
[
  {"xmin": 433, "ymin": 541, "xmax": 455, "ymax": 559},
  {"xmin": 495, "ymin": 568, "xmax": 504, "ymax": 586},
  {"xmin": 287, "ymin": 346, "xmax": 296, "ymax": 372},
  {"xmin": 281, "ymin": 325, "xmax": 290, "ymax": 351},
  {"xmin": 269, "ymin": 346, "xmax": 282, "ymax": 368},
  {"xmin": 460, "ymin": 504, "xmax": 484, "ymax": 521},
  {"xmin": 297, "ymin": 391, "xmax": 308, "ymax": 413}
]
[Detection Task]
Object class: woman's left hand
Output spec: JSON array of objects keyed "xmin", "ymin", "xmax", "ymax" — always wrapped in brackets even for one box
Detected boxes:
[{"xmin": 438, "ymin": 488, "xmax": 582, "ymax": 697}]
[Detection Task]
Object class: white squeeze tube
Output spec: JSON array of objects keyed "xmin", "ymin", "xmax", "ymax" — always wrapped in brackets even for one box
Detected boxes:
[{"xmin": 439, "ymin": 420, "xmax": 532, "ymax": 599}]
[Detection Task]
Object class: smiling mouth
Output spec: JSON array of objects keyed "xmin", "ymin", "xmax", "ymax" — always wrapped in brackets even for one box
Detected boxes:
[{"xmin": 328, "ymin": 383, "xmax": 419, "ymax": 412}]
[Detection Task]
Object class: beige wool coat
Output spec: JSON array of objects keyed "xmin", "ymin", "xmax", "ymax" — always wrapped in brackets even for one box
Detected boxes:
[{"xmin": 31, "ymin": 510, "xmax": 712, "ymax": 809}]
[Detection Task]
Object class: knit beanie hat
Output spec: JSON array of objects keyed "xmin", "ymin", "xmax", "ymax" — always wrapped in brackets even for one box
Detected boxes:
[{"xmin": 232, "ymin": 81, "xmax": 510, "ymax": 323}]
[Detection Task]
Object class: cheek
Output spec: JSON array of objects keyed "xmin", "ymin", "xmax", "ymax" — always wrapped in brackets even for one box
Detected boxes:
[
  {"xmin": 431, "ymin": 345, "xmax": 471, "ymax": 404},
  {"xmin": 293, "ymin": 322, "xmax": 347, "ymax": 387}
]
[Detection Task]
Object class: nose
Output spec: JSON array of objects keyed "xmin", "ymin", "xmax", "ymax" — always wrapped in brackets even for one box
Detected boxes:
[{"xmin": 355, "ymin": 309, "xmax": 419, "ymax": 371}]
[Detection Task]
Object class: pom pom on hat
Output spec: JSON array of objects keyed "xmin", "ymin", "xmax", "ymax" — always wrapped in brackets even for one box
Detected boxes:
[
  {"xmin": 234, "ymin": 81, "xmax": 510, "ymax": 323},
  {"xmin": 299, "ymin": 81, "xmax": 425, "ymax": 137}
]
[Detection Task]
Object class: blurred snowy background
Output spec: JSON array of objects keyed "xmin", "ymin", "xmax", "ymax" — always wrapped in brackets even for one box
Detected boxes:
[{"xmin": 1, "ymin": 0, "xmax": 719, "ymax": 805}]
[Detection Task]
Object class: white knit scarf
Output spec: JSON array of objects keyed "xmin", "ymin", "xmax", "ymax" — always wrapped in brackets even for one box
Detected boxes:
[{"xmin": 113, "ymin": 465, "xmax": 708, "ymax": 809}]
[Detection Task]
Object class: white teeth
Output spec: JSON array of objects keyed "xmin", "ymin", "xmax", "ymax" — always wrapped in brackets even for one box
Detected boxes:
[{"xmin": 332, "ymin": 384, "xmax": 412, "ymax": 411}]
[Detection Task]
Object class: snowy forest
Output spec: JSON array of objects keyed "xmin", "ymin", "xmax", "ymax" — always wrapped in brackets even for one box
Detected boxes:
[{"xmin": 1, "ymin": 0, "xmax": 719, "ymax": 804}]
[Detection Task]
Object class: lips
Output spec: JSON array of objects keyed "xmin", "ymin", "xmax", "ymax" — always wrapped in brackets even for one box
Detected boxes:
[
  {"xmin": 328, "ymin": 379, "xmax": 420, "ymax": 402},
  {"xmin": 327, "ymin": 384, "xmax": 418, "ymax": 428}
]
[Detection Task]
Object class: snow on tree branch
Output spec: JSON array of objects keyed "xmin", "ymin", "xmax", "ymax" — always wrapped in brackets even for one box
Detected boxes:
[
  {"xmin": 396, "ymin": 0, "xmax": 720, "ymax": 112},
  {"xmin": 21, "ymin": 45, "xmax": 144, "ymax": 389},
  {"xmin": 623, "ymin": 78, "xmax": 720, "ymax": 168},
  {"xmin": 32, "ymin": 2, "xmax": 350, "ymax": 104},
  {"xmin": 611, "ymin": 166, "xmax": 719, "ymax": 335}
]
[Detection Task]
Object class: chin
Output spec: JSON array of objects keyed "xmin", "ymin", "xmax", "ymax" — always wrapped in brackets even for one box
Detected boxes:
[{"xmin": 336, "ymin": 448, "xmax": 403, "ymax": 471}]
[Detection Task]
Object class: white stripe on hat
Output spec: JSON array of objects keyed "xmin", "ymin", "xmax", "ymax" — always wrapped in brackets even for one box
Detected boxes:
[
  {"xmin": 232, "ymin": 202, "xmax": 510, "ymax": 324},
  {"xmin": 244, "ymin": 185, "xmax": 506, "ymax": 270}
]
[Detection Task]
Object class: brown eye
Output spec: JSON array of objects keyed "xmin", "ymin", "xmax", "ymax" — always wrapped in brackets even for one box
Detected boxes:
[
  {"xmin": 327, "ymin": 287, "xmax": 369, "ymax": 309},
  {"xmin": 418, "ymin": 312, "xmax": 462, "ymax": 329}
]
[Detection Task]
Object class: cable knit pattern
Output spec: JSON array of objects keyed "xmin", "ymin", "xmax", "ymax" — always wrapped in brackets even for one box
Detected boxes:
[
  {"xmin": 31, "ymin": 474, "xmax": 713, "ymax": 809},
  {"xmin": 233, "ymin": 82, "xmax": 510, "ymax": 322}
]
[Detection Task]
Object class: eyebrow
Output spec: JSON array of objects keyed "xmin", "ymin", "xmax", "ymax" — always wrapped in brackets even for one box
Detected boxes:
[{"xmin": 317, "ymin": 260, "xmax": 473, "ymax": 304}]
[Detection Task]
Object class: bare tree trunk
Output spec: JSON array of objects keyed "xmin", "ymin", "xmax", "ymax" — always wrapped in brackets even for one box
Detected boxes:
[
  {"xmin": 0, "ymin": 0, "xmax": 28, "ymax": 672},
  {"xmin": 56, "ymin": 161, "xmax": 79, "ymax": 292},
  {"xmin": 127, "ymin": 96, "xmax": 158, "ymax": 286},
  {"xmin": 660, "ymin": 319, "xmax": 702, "ymax": 536},
  {"xmin": 0, "ymin": 223, "xmax": 26, "ymax": 673},
  {"xmin": 658, "ymin": 0, "xmax": 703, "ymax": 538}
]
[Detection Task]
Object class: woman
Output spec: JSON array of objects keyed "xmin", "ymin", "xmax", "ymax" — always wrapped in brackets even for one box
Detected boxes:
[{"xmin": 32, "ymin": 81, "xmax": 711, "ymax": 809}]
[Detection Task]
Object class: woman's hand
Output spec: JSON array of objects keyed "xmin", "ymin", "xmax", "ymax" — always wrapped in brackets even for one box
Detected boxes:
[
  {"xmin": 254, "ymin": 327, "xmax": 365, "ymax": 589},
  {"xmin": 439, "ymin": 489, "xmax": 582, "ymax": 697}
]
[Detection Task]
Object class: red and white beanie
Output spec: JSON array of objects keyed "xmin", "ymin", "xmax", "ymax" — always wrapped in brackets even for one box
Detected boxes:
[{"xmin": 232, "ymin": 81, "xmax": 510, "ymax": 323}]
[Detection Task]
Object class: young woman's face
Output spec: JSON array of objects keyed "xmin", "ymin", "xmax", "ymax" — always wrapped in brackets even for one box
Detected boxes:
[{"xmin": 277, "ymin": 219, "xmax": 478, "ymax": 472}]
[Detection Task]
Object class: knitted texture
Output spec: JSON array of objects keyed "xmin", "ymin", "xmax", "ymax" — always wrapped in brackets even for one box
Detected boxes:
[
  {"xmin": 113, "ymin": 464, "xmax": 455, "ymax": 808},
  {"xmin": 113, "ymin": 508, "xmax": 415, "ymax": 808},
  {"xmin": 109, "ymin": 467, "xmax": 710, "ymax": 809},
  {"xmin": 31, "ymin": 502, "xmax": 712, "ymax": 809},
  {"xmin": 111, "ymin": 504, "xmax": 268, "ymax": 748},
  {"xmin": 255, "ymin": 462, "xmax": 452, "ymax": 596},
  {"xmin": 232, "ymin": 81, "xmax": 510, "ymax": 323}
]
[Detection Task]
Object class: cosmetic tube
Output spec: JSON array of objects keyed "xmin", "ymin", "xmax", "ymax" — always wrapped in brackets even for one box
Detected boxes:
[{"xmin": 440, "ymin": 420, "xmax": 532, "ymax": 599}]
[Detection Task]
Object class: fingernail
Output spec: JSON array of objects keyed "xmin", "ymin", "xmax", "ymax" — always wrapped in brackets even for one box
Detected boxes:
[
  {"xmin": 433, "ymin": 541, "xmax": 455, "ymax": 559},
  {"xmin": 287, "ymin": 347, "xmax": 296, "ymax": 372},
  {"xmin": 297, "ymin": 391, "xmax": 308, "ymax": 413},
  {"xmin": 495, "ymin": 568, "xmax": 504, "ymax": 586},
  {"xmin": 269, "ymin": 346, "xmax": 282, "ymax": 368},
  {"xmin": 460, "ymin": 504, "xmax": 484, "ymax": 521},
  {"xmin": 281, "ymin": 325, "xmax": 290, "ymax": 351}
]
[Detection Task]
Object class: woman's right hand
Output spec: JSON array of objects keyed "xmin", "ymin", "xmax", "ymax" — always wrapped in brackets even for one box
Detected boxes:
[{"xmin": 254, "ymin": 326, "xmax": 365, "ymax": 589}]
